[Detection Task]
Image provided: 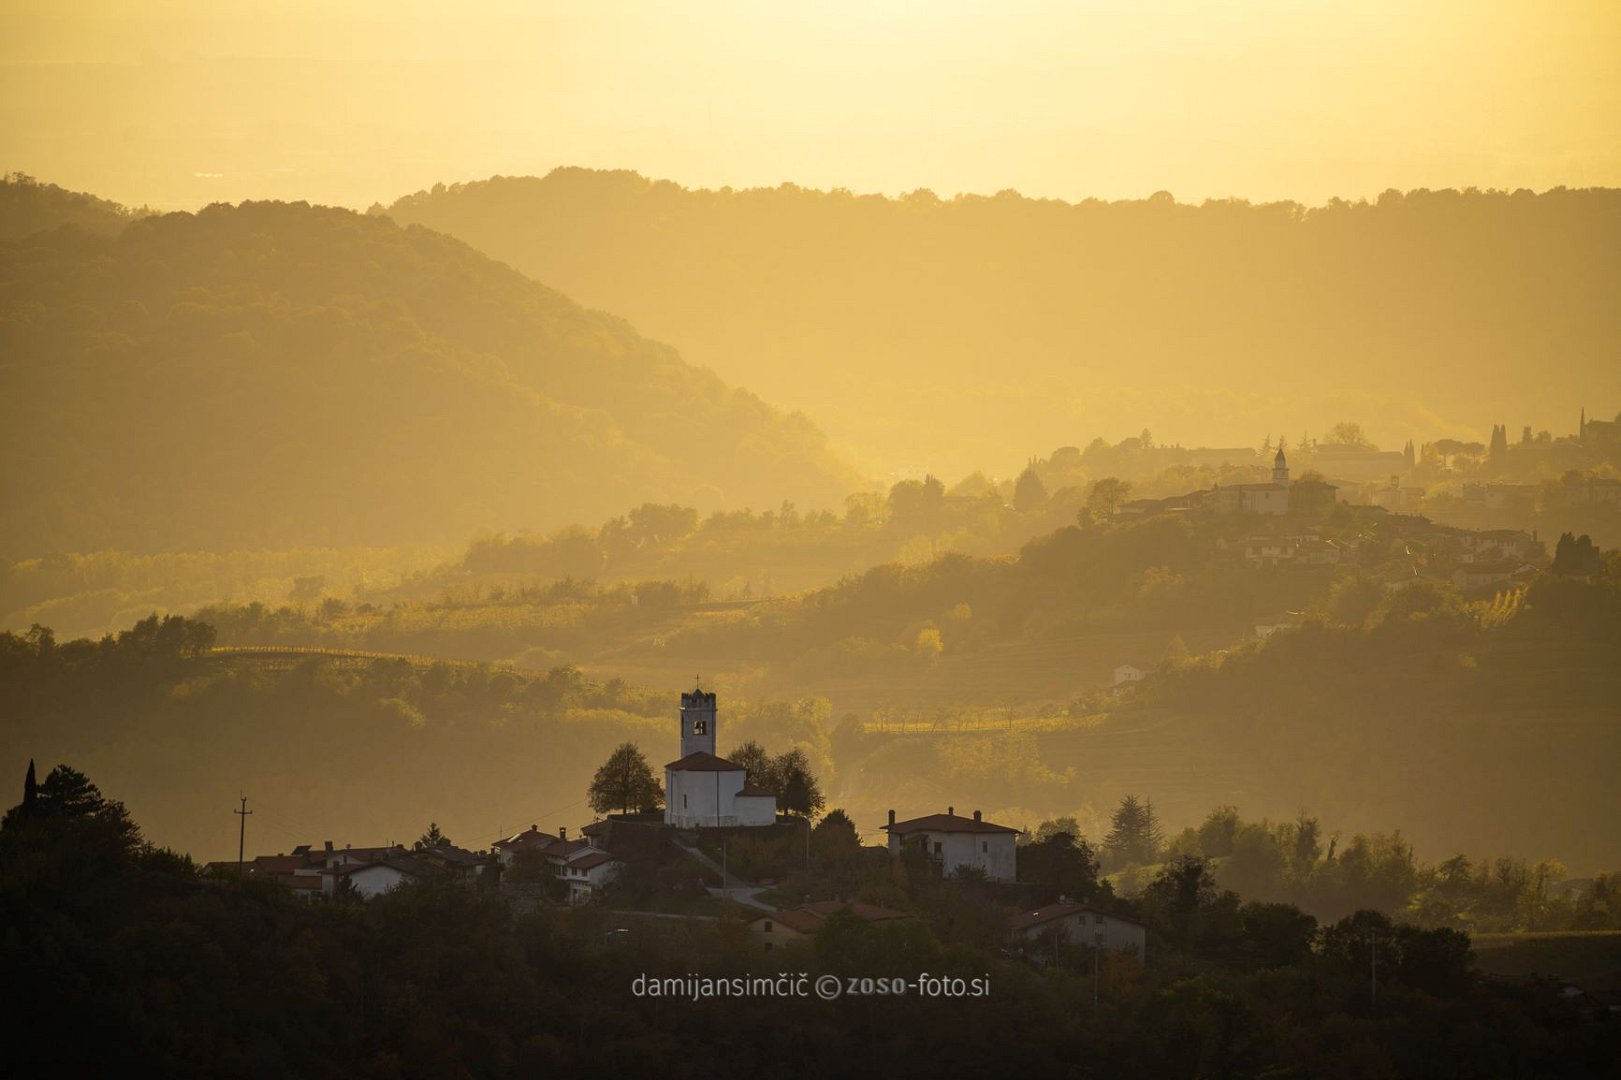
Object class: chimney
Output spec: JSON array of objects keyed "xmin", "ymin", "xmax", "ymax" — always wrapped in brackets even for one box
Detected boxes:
[
  {"xmin": 948, "ymin": 805, "xmax": 955, "ymax": 817},
  {"xmin": 888, "ymin": 809, "xmax": 896, "ymax": 827},
  {"xmin": 559, "ymin": 826, "xmax": 567, "ymax": 841},
  {"xmin": 324, "ymin": 840, "xmax": 333, "ymax": 853},
  {"xmin": 973, "ymin": 810, "xmax": 982, "ymax": 822}
]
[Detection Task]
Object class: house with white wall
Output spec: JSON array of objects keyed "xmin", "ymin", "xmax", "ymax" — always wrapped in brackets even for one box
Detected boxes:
[
  {"xmin": 882, "ymin": 808, "xmax": 1018, "ymax": 882},
  {"xmin": 1008, "ymin": 902, "xmax": 1146, "ymax": 957}
]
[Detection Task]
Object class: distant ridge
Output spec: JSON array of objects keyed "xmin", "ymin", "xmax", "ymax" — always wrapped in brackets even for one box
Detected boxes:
[
  {"xmin": 0, "ymin": 194, "xmax": 860, "ymax": 557},
  {"xmin": 386, "ymin": 169, "xmax": 1621, "ymax": 477}
]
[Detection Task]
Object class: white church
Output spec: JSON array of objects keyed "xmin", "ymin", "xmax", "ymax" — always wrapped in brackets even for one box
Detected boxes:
[{"xmin": 664, "ymin": 687, "xmax": 778, "ymax": 829}]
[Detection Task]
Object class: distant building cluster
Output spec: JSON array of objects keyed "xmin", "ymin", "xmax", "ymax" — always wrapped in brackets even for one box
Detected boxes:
[{"xmin": 206, "ymin": 685, "xmax": 1152, "ymax": 966}]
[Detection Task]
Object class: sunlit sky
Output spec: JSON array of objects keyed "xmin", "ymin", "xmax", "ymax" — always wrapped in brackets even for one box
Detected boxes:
[{"xmin": 2, "ymin": 0, "xmax": 1618, "ymax": 210}]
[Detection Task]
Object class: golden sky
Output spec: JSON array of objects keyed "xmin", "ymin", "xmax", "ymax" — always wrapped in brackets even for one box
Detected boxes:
[{"xmin": 3, "ymin": 0, "xmax": 1618, "ymax": 210}]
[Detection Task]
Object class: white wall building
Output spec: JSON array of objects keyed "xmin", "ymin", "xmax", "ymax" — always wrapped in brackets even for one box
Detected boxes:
[
  {"xmin": 882, "ymin": 808, "xmax": 1018, "ymax": 882},
  {"xmin": 1112, "ymin": 664, "xmax": 1144, "ymax": 687},
  {"xmin": 664, "ymin": 688, "xmax": 778, "ymax": 829},
  {"xmin": 1009, "ymin": 902, "xmax": 1146, "ymax": 957}
]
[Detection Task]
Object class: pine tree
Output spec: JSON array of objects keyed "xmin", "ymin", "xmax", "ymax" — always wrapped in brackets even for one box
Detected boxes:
[
  {"xmin": 22, "ymin": 759, "xmax": 37, "ymax": 817},
  {"xmin": 1104, "ymin": 793, "xmax": 1164, "ymax": 868},
  {"xmin": 1012, "ymin": 466, "xmax": 1048, "ymax": 512}
]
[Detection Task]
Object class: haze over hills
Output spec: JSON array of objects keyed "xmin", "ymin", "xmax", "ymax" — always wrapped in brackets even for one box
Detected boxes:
[
  {"xmin": 0, "ymin": 187, "xmax": 860, "ymax": 558},
  {"xmin": 384, "ymin": 170, "xmax": 1621, "ymax": 478},
  {"xmin": 0, "ymin": 172, "xmax": 150, "ymax": 241}
]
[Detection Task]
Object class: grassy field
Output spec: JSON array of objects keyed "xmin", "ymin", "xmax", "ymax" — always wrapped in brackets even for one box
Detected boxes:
[{"xmin": 1472, "ymin": 931, "xmax": 1621, "ymax": 986}]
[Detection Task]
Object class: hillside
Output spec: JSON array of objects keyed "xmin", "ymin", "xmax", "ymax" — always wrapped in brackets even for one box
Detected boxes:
[
  {"xmin": 0, "ymin": 196, "xmax": 859, "ymax": 558},
  {"xmin": 0, "ymin": 173, "xmax": 148, "ymax": 241},
  {"xmin": 385, "ymin": 171, "xmax": 1621, "ymax": 476},
  {"xmin": 4, "ymin": 555, "xmax": 1618, "ymax": 873}
]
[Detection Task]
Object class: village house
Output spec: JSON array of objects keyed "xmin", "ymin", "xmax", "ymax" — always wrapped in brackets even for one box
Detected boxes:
[
  {"xmin": 882, "ymin": 808, "xmax": 1019, "ymax": 882},
  {"xmin": 1242, "ymin": 535, "xmax": 1336, "ymax": 567},
  {"xmin": 747, "ymin": 900, "xmax": 912, "ymax": 952},
  {"xmin": 1483, "ymin": 482, "xmax": 1538, "ymax": 511},
  {"xmin": 1008, "ymin": 901, "xmax": 1147, "ymax": 958},
  {"xmin": 490, "ymin": 825, "xmax": 621, "ymax": 902},
  {"xmin": 492, "ymin": 825, "xmax": 564, "ymax": 867},
  {"xmin": 1460, "ymin": 529, "xmax": 1541, "ymax": 563},
  {"xmin": 322, "ymin": 855, "xmax": 436, "ymax": 899},
  {"xmin": 1451, "ymin": 561, "xmax": 1535, "ymax": 594},
  {"xmin": 1112, "ymin": 663, "xmax": 1145, "ymax": 687},
  {"xmin": 1582, "ymin": 476, "xmax": 1621, "ymax": 505}
]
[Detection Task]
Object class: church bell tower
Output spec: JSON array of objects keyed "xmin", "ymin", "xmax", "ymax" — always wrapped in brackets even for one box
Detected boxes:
[
  {"xmin": 1272, "ymin": 446, "xmax": 1291, "ymax": 487},
  {"xmin": 679, "ymin": 684, "xmax": 717, "ymax": 758}
]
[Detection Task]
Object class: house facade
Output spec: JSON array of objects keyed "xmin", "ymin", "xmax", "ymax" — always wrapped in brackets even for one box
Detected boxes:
[
  {"xmin": 1008, "ymin": 902, "xmax": 1146, "ymax": 957},
  {"xmin": 748, "ymin": 900, "xmax": 911, "ymax": 951},
  {"xmin": 882, "ymin": 808, "xmax": 1018, "ymax": 882}
]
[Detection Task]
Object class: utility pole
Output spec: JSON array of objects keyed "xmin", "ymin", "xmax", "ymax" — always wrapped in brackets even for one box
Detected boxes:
[
  {"xmin": 235, "ymin": 794, "xmax": 252, "ymax": 878},
  {"xmin": 1369, "ymin": 929, "xmax": 1378, "ymax": 1005},
  {"xmin": 1093, "ymin": 934, "xmax": 1102, "ymax": 1007}
]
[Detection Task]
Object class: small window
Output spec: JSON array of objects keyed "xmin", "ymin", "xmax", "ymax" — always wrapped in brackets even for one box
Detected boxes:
[
  {"xmin": 982, "ymin": 841, "xmax": 988, "ymax": 853},
  {"xmin": 683, "ymin": 794, "xmax": 688, "ymax": 808},
  {"xmin": 933, "ymin": 841, "xmax": 943, "ymax": 856},
  {"xmin": 692, "ymin": 719, "xmax": 707, "ymax": 735},
  {"xmin": 764, "ymin": 921, "xmax": 773, "ymax": 932}
]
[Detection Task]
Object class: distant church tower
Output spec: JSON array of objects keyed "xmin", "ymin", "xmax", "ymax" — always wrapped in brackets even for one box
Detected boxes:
[
  {"xmin": 679, "ymin": 684, "xmax": 717, "ymax": 758},
  {"xmin": 1272, "ymin": 445, "xmax": 1291, "ymax": 488}
]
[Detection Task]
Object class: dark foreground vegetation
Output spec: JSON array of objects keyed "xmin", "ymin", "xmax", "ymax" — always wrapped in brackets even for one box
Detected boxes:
[{"xmin": 4, "ymin": 767, "xmax": 1615, "ymax": 1078}]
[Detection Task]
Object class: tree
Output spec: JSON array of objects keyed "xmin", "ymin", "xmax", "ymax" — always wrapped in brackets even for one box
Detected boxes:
[
  {"xmin": 727, "ymin": 741, "xmax": 772, "ymax": 787},
  {"xmin": 417, "ymin": 822, "xmax": 450, "ymax": 849},
  {"xmin": 587, "ymin": 743, "xmax": 663, "ymax": 816},
  {"xmin": 1323, "ymin": 421, "xmax": 1375, "ymax": 449},
  {"xmin": 21, "ymin": 759, "xmax": 37, "ymax": 818},
  {"xmin": 729, "ymin": 742, "xmax": 826, "ymax": 818},
  {"xmin": 1489, "ymin": 423, "xmax": 1509, "ymax": 462},
  {"xmin": 1012, "ymin": 467, "xmax": 1048, "ymax": 512},
  {"xmin": 772, "ymin": 747, "xmax": 825, "ymax": 818},
  {"xmin": 1086, "ymin": 477, "xmax": 1131, "ymax": 519},
  {"xmin": 1017, "ymin": 829, "xmax": 1102, "ymax": 901},
  {"xmin": 0, "ymin": 764, "xmax": 142, "ymax": 866},
  {"xmin": 811, "ymin": 808, "xmax": 861, "ymax": 862},
  {"xmin": 1103, "ymin": 793, "xmax": 1163, "ymax": 868},
  {"xmin": 1552, "ymin": 532, "xmax": 1602, "ymax": 577}
]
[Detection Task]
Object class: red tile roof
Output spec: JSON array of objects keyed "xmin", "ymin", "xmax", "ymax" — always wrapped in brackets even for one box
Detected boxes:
[
  {"xmin": 568, "ymin": 851, "xmax": 617, "ymax": 871},
  {"xmin": 736, "ymin": 783, "xmax": 776, "ymax": 797},
  {"xmin": 882, "ymin": 812, "xmax": 1019, "ymax": 835},
  {"xmin": 800, "ymin": 900, "xmax": 911, "ymax": 922},
  {"xmin": 665, "ymin": 750, "xmax": 745, "ymax": 772},
  {"xmin": 493, "ymin": 827, "xmax": 562, "ymax": 850},
  {"xmin": 755, "ymin": 908, "xmax": 824, "ymax": 933},
  {"xmin": 750, "ymin": 900, "xmax": 912, "ymax": 932}
]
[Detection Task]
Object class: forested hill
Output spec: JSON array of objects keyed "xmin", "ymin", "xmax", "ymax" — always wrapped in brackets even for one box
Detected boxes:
[
  {"xmin": 0, "ymin": 173, "xmax": 148, "ymax": 241},
  {"xmin": 385, "ymin": 172, "xmax": 1621, "ymax": 476},
  {"xmin": 0, "ymin": 197, "xmax": 860, "ymax": 558}
]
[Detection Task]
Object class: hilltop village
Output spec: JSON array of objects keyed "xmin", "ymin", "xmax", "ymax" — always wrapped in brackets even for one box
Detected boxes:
[{"xmin": 215, "ymin": 683, "xmax": 1141, "ymax": 961}]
